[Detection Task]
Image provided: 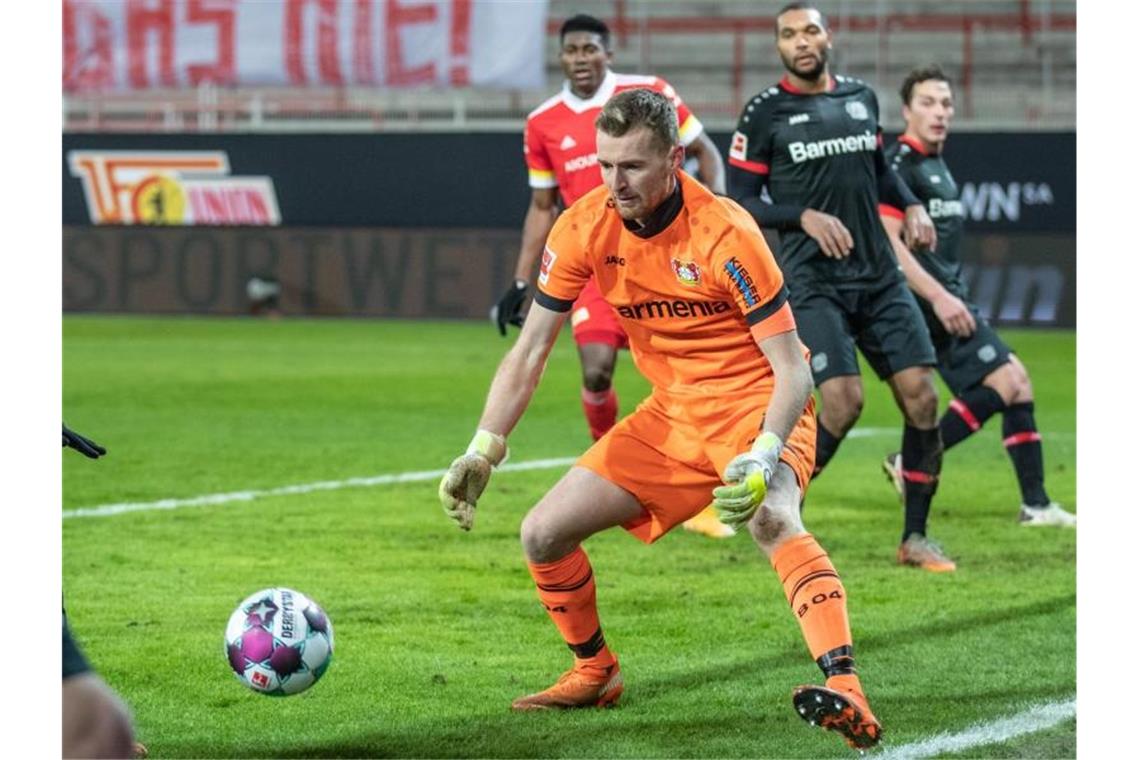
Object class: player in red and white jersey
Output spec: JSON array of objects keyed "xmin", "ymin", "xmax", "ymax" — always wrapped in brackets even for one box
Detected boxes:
[{"xmin": 489, "ymin": 14, "xmax": 728, "ymax": 537}]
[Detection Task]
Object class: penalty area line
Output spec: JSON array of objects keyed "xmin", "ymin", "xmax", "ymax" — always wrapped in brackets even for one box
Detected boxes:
[
  {"xmin": 878, "ymin": 698, "xmax": 1076, "ymax": 760},
  {"xmin": 63, "ymin": 456, "xmax": 578, "ymax": 520}
]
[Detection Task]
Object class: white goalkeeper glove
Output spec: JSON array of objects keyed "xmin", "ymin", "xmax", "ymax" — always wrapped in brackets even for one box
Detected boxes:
[
  {"xmin": 711, "ymin": 432, "xmax": 783, "ymax": 529},
  {"xmin": 438, "ymin": 429, "xmax": 509, "ymax": 531}
]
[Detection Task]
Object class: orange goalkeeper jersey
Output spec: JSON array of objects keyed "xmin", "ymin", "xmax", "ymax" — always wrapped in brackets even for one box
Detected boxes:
[{"xmin": 534, "ymin": 172, "xmax": 799, "ymax": 421}]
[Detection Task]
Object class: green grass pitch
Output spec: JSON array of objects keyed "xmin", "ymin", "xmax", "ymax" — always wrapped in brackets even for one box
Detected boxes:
[{"xmin": 63, "ymin": 316, "xmax": 1075, "ymax": 758}]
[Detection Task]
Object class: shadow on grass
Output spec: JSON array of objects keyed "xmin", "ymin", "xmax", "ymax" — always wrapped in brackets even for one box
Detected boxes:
[{"xmin": 185, "ymin": 593, "xmax": 1074, "ymax": 759}]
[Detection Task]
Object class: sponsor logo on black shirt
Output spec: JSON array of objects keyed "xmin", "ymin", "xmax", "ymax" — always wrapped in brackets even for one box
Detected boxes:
[{"xmin": 788, "ymin": 131, "xmax": 877, "ymax": 164}]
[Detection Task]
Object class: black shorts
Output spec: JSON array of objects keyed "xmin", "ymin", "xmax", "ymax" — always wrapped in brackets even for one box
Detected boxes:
[
  {"xmin": 791, "ymin": 276, "xmax": 937, "ymax": 385},
  {"xmin": 918, "ymin": 298, "xmax": 1013, "ymax": 396},
  {"xmin": 63, "ymin": 612, "xmax": 91, "ymax": 680}
]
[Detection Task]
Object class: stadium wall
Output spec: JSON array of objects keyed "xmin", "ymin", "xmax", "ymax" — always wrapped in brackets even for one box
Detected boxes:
[{"xmin": 62, "ymin": 132, "xmax": 1075, "ymax": 327}]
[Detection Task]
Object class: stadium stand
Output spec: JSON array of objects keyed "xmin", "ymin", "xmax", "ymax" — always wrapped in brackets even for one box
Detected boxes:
[{"xmin": 63, "ymin": 0, "xmax": 1075, "ymax": 133}]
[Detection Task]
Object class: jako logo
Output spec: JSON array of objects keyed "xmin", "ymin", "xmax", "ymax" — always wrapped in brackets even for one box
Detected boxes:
[
  {"xmin": 617, "ymin": 299, "xmax": 732, "ymax": 320},
  {"xmin": 959, "ymin": 182, "xmax": 1054, "ymax": 222}
]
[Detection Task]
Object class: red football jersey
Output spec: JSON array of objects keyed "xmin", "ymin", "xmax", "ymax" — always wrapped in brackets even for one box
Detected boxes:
[{"xmin": 524, "ymin": 70, "xmax": 704, "ymax": 207}]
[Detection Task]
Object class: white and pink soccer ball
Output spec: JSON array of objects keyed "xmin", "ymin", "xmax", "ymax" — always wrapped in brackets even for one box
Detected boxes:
[{"xmin": 225, "ymin": 587, "xmax": 334, "ymax": 696}]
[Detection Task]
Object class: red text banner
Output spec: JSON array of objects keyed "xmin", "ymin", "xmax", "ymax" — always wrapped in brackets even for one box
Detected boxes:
[{"xmin": 64, "ymin": 0, "xmax": 547, "ymax": 91}]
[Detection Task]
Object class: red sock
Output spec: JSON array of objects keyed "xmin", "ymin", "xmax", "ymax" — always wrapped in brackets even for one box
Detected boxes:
[
  {"xmin": 770, "ymin": 533, "xmax": 864, "ymax": 694},
  {"xmin": 527, "ymin": 547, "xmax": 615, "ymax": 674},
  {"xmin": 581, "ymin": 388, "xmax": 618, "ymax": 441}
]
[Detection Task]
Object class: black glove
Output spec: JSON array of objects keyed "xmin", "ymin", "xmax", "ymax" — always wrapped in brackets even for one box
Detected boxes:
[
  {"xmin": 490, "ymin": 279, "xmax": 529, "ymax": 336},
  {"xmin": 63, "ymin": 424, "xmax": 106, "ymax": 459}
]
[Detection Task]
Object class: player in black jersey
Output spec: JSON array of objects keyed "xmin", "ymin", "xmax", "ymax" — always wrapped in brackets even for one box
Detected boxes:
[
  {"xmin": 728, "ymin": 3, "xmax": 956, "ymax": 572},
  {"xmin": 879, "ymin": 65, "xmax": 1075, "ymax": 528}
]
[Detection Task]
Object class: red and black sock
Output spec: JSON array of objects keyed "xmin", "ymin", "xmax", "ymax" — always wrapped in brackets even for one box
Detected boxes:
[
  {"xmin": 939, "ymin": 385, "xmax": 1005, "ymax": 449},
  {"xmin": 1002, "ymin": 402, "xmax": 1050, "ymax": 507},
  {"xmin": 901, "ymin": 425, "xmax": 943, "ymax": 540},
  {"xmin": 811, "ymin": 420, "xmax": 843, "ymax": 478}
]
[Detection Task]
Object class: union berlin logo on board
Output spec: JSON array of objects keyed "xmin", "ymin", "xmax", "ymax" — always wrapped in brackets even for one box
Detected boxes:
[{"xmin": 67, "ymin": 151, "xmax": 281, "ymax": 225}]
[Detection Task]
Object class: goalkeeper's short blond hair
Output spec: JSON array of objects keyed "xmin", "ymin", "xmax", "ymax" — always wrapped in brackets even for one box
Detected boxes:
[{"xmin": 595, "ymin": 89, "xmax": 679, "ymax": 156}]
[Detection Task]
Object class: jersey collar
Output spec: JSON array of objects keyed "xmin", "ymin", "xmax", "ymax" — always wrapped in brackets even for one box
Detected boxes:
[
  {"xmin": 622, "ymin": 176, "xmax": 684, "ymax": 239},
  {"xmin": 778, "ymin": 73, "xmax": 836, "ymax": 94},
  {"xmin": 898, "ymin": 134, "xmax": 930, "ymax": 155},
  {"xmin": 560, "ymin": 69, "xmax": 618, "ymax": 114}
]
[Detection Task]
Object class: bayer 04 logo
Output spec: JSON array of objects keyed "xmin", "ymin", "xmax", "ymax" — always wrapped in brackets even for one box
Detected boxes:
[{"xmin": 225, "ymin": 588, "xmax": 334, "ymax": 696}]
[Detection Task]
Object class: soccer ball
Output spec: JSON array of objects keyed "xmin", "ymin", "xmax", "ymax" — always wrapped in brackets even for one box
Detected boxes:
[{"xmin": 224, "ymin": 587, "xmax": 334, "ymax": 696}]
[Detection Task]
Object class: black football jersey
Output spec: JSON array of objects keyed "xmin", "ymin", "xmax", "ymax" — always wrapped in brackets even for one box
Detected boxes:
[
  {"xmin": 729, "ymin": 75, "xmax": 901, "ymax": 287},
  {"xmin": 885, "ymin": 137, "xmax": 968, "ymax": 297}
]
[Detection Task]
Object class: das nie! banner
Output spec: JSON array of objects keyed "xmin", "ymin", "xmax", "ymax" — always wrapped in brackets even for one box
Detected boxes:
[{"xmin": 63, "ymin": 0, "xmax": 549, "ymax": 92}]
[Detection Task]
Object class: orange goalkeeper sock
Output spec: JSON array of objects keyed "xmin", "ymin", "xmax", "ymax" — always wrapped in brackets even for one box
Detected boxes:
[
  {"xmin": 528, "ymin": 547, "xmax": 615, "ymax": 674},
  {"xmin": 771, "ymin": 532, "xmax": 864, "ymax": 692}
]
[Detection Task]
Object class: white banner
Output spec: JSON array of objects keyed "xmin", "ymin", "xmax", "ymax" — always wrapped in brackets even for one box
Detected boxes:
[{"xmin": 63, "ymin": 0, "xmax": 548, "ymax": 91}]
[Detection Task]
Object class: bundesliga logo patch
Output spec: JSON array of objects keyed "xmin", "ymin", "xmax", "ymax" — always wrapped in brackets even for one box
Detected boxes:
[
  {"xmin": 671, "ymin": 259, "xmax": 701, "ymax": 286},
  {"xmin": 729, "ymin": 131, "xmax": 748, "ymax": 162},
  {"xmin": 539, "ymin": 247, "xmax": 557, "ymax": 286}
]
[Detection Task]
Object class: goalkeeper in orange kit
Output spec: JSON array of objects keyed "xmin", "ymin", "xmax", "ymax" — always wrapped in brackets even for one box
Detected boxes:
[{"xmin": 439, "ymin": 89, "xmax": 881, "ymax": 750}]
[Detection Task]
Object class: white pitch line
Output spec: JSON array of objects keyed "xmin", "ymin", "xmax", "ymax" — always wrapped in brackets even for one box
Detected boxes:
[
  {"xmin": 878, "ymin": 698, "xmax": 1076, "ymax": 760},
  {"xmin": 62, "ymin": 424, "xmax": 1073, "ymax": 520},
  {"xmin": 63, "ymin": 457, "xmax": 577, "ymax": 520}
]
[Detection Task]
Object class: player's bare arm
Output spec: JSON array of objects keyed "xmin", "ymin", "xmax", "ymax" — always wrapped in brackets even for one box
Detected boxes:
[
  {"xmin": 800, "ymin": 209, "xmax": 853, "ymax": 258},
  {"xmin": 478, "ymin": 301, "xmax": 568, "ymax": 436},
  {"xmin": 686, "ymin": 131, "xmax": 726, "ymax": 194},
  {"xmin": 440, "ymin": 302, "xmax": 568, "ymax": 530},
  {"xmin": 712, "ymin": 327, "xmax": 812, "ymax": 528},
  {"xmin": 881, "ymin": 212, "xmax": 975, "ymax": 337},
  {"xmin": 756, "ymin": 329, "xmax": 815, "ymax": 441}
]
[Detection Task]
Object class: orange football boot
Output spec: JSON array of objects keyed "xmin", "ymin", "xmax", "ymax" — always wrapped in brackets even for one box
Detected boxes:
[
  {"xmin": 792, "ymin": 684, "xmax": 882, "ymax": 750},
  {"xmin": 682, "ymin": 505, "xmax": 736, "ymax": 539},
  {"xmin": 511, "ymin": 662, "xmax": 623, "ymax": 711}
]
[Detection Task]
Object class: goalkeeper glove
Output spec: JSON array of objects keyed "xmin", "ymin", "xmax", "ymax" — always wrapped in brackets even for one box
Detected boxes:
[
  {"xmin": 711, "ymin": 432, "xmax": 782, "ymax": 529},
  {"xmin": 490, "ymin": 279, "xmax": 528, "ymax": 336},
  {"xmin": 63, "ymin": 424, "xmax": 106, "ymax": 459},
  {"xmin": 438, "ymin": 429, "xmax": 509, "ymax": 531}
]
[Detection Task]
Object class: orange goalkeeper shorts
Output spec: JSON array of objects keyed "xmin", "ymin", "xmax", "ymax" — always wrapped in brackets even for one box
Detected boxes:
[{"xmin": 576, "ymin": 394, "xmax": 817, "ymax": 544}]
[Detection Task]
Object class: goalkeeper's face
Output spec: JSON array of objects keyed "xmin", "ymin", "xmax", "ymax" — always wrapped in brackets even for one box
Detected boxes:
[{"xmin": 596, "ymin": 127, "xmax": 682, "ymax": 225}]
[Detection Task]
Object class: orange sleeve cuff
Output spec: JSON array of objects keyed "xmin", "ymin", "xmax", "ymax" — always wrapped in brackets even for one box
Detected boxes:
[{"xmin": 749, "ymin": 301, "xmax": 796, "ymax": 342}]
